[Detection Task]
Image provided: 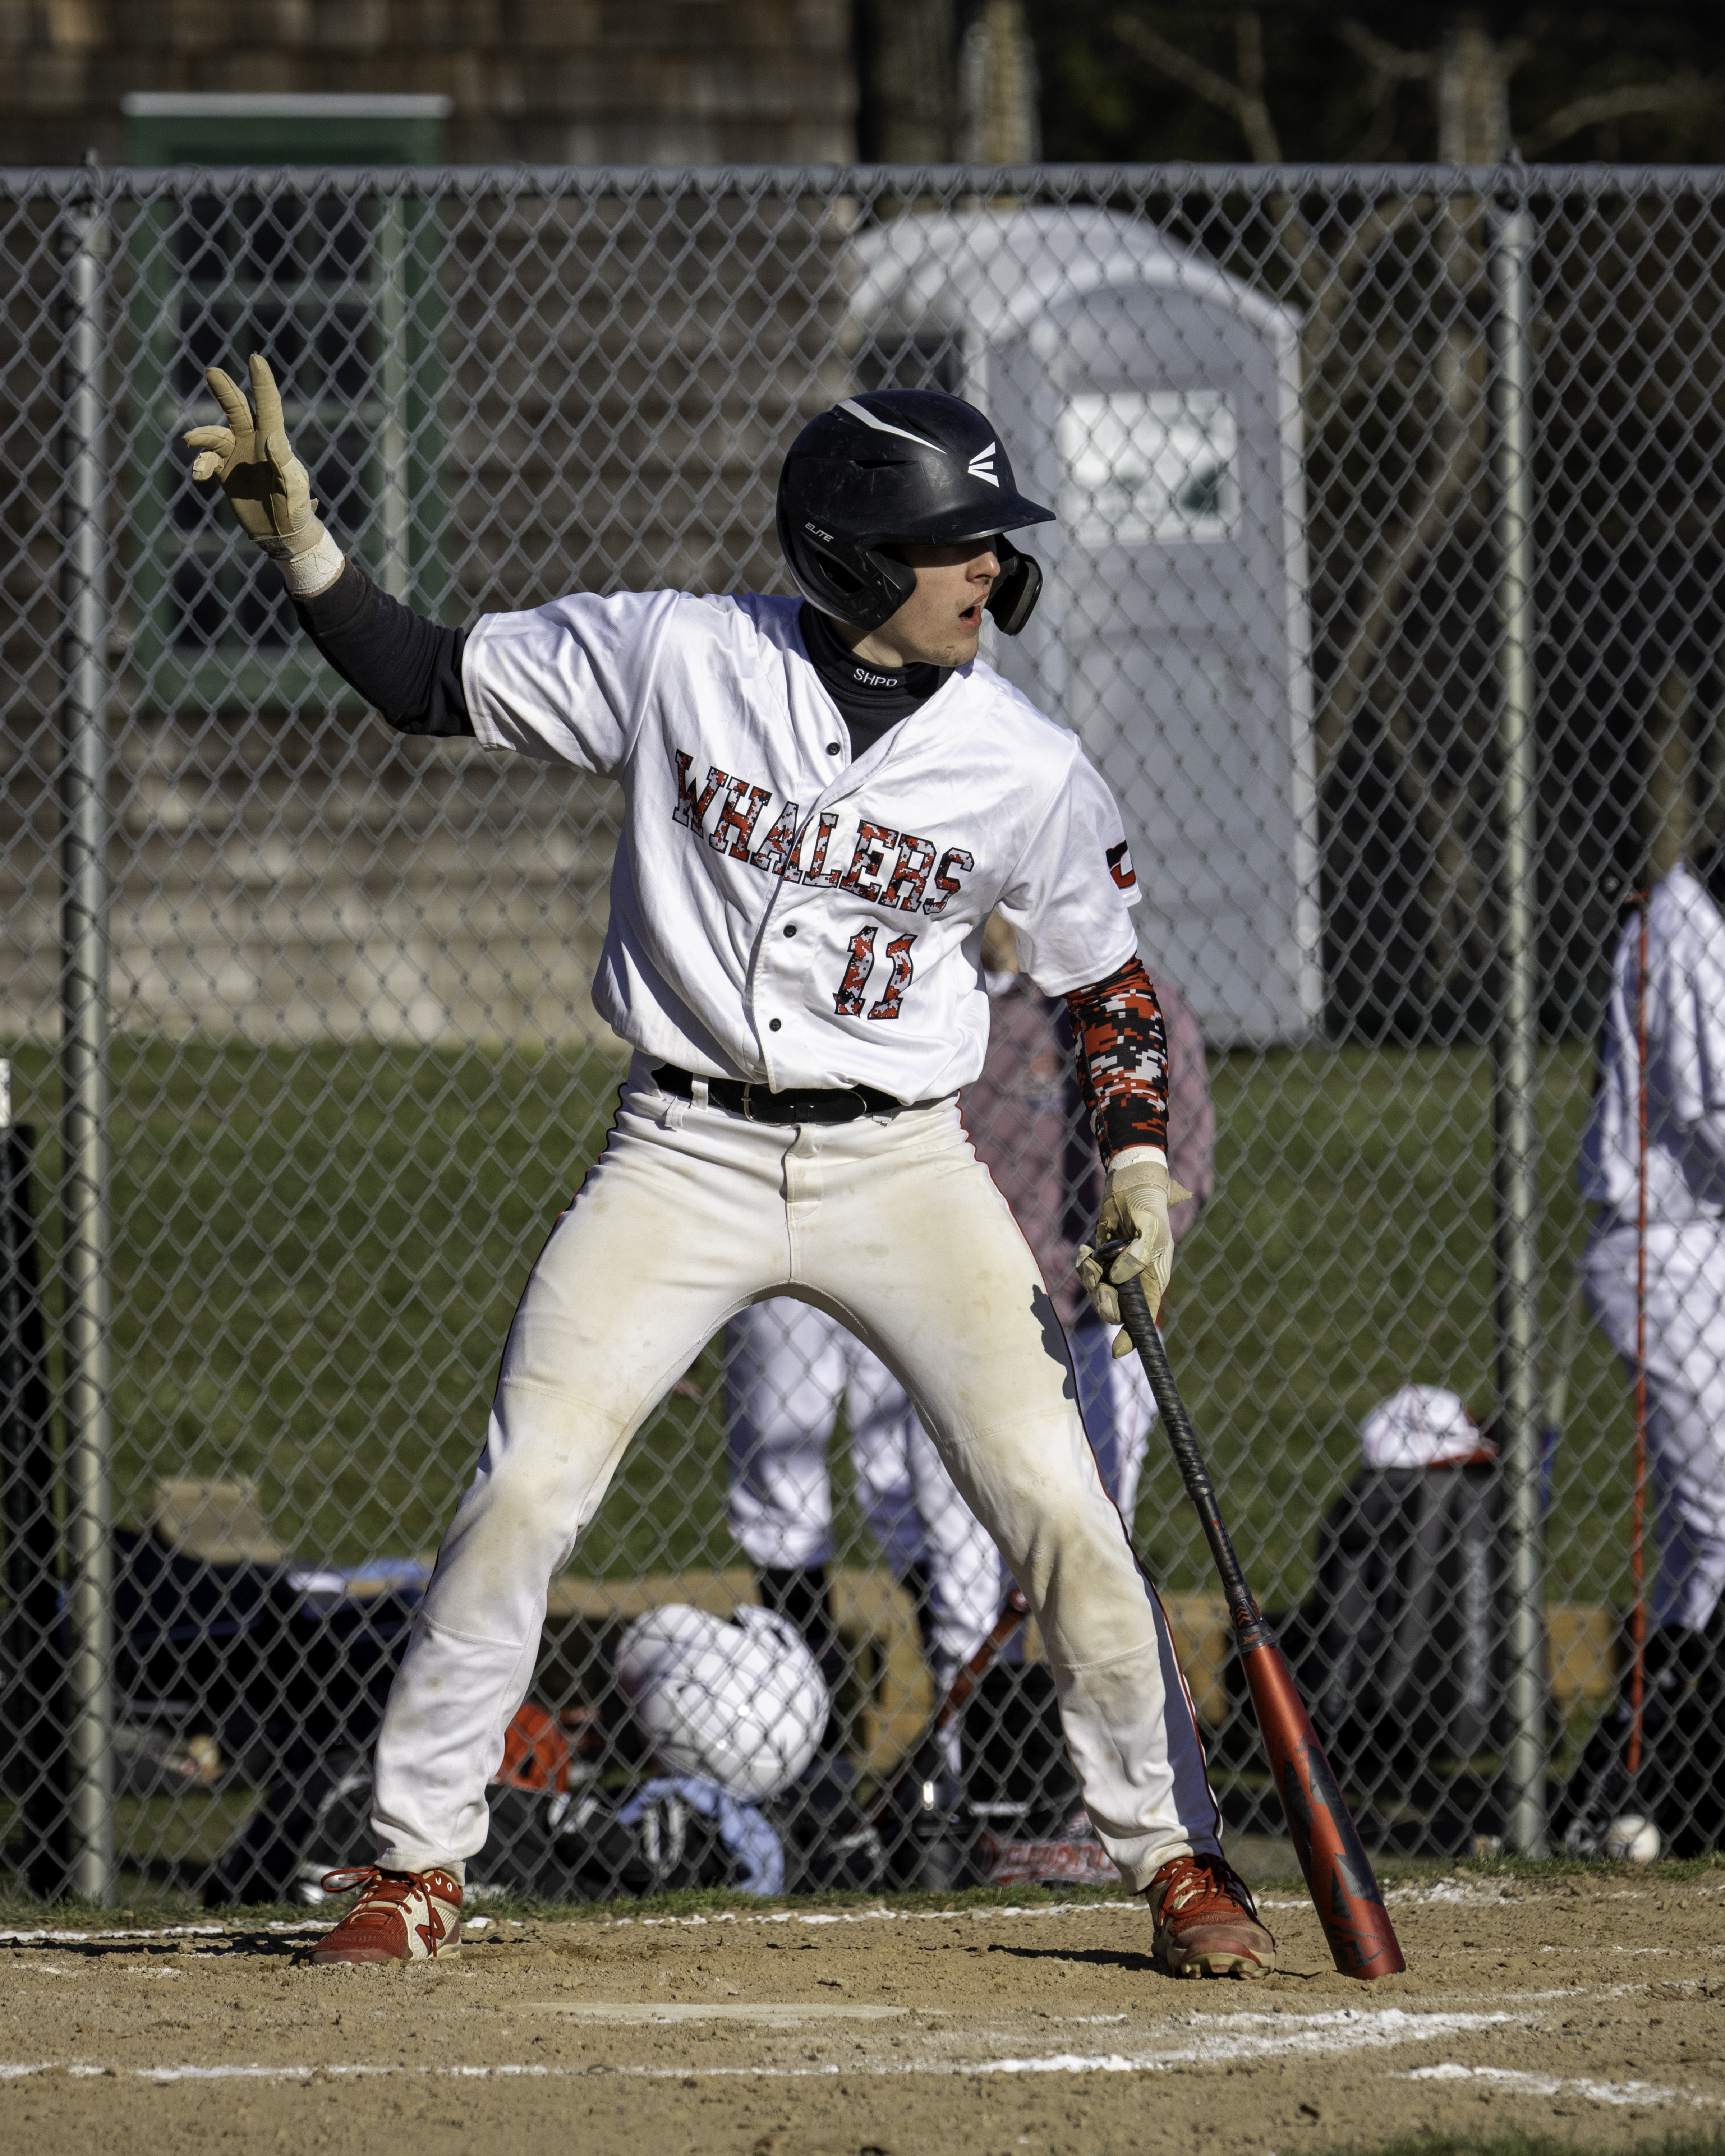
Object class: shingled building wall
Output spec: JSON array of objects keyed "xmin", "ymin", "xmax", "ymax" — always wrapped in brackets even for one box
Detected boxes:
[{"xmin": 0, "ymin": 1, "xmax": 857, "ymax": 168}]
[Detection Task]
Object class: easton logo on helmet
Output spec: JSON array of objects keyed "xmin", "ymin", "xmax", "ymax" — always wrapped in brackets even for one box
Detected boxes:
[{"xmin": 967, "ymin": 446, "xmax": 999, "ymax": 486}]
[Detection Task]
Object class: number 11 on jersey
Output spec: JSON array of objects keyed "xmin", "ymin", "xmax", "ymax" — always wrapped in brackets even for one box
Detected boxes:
[{"xmin": 832, "ymin": 925, "xmax": 917, "ymax": 1021}]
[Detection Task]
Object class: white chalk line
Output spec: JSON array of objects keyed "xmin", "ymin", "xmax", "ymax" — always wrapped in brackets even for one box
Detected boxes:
[
  {"xmin": 526, "ymin": 2001, "xmax": 910, "ymax": 2025},
  {"xmin": 613, "ymin": 1900, "xmax": 1149, "ymax": 1930},
  {"xmin": 962, "ymin": 2007, "xmax": 1529, "ymax": 2075},
  {"xmin": 0, "ymin": 2004, "xmax": 1549, "ymax": 2086},
  {"xmin": 0, "ymin": 1917, "xmax": 500, "ymax": 1947},
  {"xmin": 0, "ymin": 1907, "xmax": 1128, "ymax": 1950},
  {"xmin": 0, "ymin": 1925, "xmax": 231, "ymax": 1945},
  {"xmin": 0, "ymin": 1875, "xmax": 1673, "ymax": 1953},
  {"xmin": 1402, "ymin": 2061, "xmax": 1714, "ymax": 2108}
]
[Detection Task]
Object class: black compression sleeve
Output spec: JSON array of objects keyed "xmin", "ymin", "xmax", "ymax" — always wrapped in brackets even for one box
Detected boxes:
[{"xmin": 293, "ymin": 558, "xmax": 473, "ymax": 738}]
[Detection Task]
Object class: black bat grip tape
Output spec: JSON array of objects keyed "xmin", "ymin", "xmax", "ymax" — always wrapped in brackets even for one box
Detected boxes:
[{"xmin": 1098, "ymin": 1239, "xmax": 1264, "ymax": 1636}]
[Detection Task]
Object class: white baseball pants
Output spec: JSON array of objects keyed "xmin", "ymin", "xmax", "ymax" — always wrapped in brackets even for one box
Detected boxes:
[
  {"xmin": 1585, "ymin": 1220, "xmax": 1725, "ymax": 1630},
  {"xmin": 725, "ymin": 1297, "xmax": 1003, "ymax": 1676},
  {"xmin": 371, "ymin": 1061, "xmax": 1220, "ymax": 1889},
  {"xmin": 725, "ymin": 1300, "xmax": 1155, "ymax": 1674}
]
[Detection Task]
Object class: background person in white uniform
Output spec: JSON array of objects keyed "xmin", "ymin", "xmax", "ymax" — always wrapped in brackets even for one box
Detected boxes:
[{"xmin": 1566, "ymin": 854, "xmax": 1725, "ymax": 1854}]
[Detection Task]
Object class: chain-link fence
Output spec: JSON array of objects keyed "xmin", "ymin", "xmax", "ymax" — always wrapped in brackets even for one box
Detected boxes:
[{"xmin": 4, "ymin": 160, "xmax": 1723, "ymax": 1906}]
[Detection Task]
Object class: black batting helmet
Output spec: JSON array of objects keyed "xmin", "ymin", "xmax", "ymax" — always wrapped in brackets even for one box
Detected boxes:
[{"xmin": 775, "ymin": 390, "xmax": 1055, "ymax": 636}]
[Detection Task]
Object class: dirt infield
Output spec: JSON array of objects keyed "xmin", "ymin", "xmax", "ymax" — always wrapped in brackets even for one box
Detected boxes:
[{"xmin": 1, "ymin": 1871, "xmax": 1722, "ymax": 2154}]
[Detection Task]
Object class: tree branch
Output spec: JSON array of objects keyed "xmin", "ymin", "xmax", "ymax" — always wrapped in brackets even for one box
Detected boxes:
[
  {"xmin": 1336, "ymin": 19, "xmax": 1434, "ymax": 82},
  {"xmin": 1235, "ymin": 9, "xmax": 1268, "ymax": 106},
  {"xmin": 1334, "ymin": 22, "xmax": 1434, "ymax": 159},
  {"xmin": 1316, "ymin": 328, "xmax": 1490, "ymax": 792},
  {"xmin": 1112, "ymin": 10, "xmax": 1283, "ymax": 162},
  {"xmin": 1524, "ymin": 76, "xmax": 1714, "ymax": 155},
  {"xmin": 1105, "ymin": 9, "xmax": 1506, "ymax": 999}
]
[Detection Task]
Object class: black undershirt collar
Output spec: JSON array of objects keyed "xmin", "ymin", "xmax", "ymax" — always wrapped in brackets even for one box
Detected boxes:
[{"xmin": 798, "ymin": 603, "xmax": 950, "ymax": 760}]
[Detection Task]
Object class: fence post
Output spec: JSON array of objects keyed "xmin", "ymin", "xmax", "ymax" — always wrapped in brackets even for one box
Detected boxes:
[
  {"xmin": 59, "ymin": 183, "xmax": 114, "ymax": 1905},
  {"xmin": 1493, "ymin": 197, "xmax": 1547, "ymax": 1858},
  {"xmin": 0, "ymin": 1060, "xmax": 74, "ymax": 1898},
  {"xmin": 376, "ymin": 189, "xmax": 410, "ymax": 600}
]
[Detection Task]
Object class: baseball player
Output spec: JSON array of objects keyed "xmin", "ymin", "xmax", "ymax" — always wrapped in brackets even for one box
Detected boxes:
[
  {"xmin": 1565, "ymin": 853, "xmax": 1725, "ymax": 1846},
  {"xmin": 183, "ymin": 356, "xmax": 1272, "ymax": 1978},
  {"xmin": 728, "ymin": 942, "xmax": 1215, "ymax": 1683}
]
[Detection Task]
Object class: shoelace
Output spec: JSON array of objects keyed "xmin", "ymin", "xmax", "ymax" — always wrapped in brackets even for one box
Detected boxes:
[
  {"xmin": 319, "ymin": 1864, "xmax": 399, "ymax": 1900},
  {"xmin": 317, "ymin": 1864, "xmax": 456, "ymax": 1960},
  {"xmin": 1162, "ymin": 1855, "xmax": 1259, "ymax": 1922}
]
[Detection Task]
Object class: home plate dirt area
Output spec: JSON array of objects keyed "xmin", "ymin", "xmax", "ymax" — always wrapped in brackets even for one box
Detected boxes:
[{"xmin": 1, "ymin": 1875, "xmax": 1722, "ymax": 2155}]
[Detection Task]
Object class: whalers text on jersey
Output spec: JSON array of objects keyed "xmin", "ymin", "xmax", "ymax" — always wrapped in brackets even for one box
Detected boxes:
[{"xmin": 465, "ymin": 588, "xmax": 1140, "ymax": 1101}]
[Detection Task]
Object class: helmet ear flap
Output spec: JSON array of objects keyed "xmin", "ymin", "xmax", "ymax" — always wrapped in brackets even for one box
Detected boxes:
[
  {"xmin": 861, "ymin": 543, "xmax": 918, "ymax": 628},
  {"xmin": 776, "ymin": 469, "xmax": 919, "ymax": 632},
  {"xmin": 986, "ymin": 536, "xmax": 1042, "ymax": 636}
]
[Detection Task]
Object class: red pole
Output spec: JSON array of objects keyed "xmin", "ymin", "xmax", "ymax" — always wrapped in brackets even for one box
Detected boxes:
[{"xmin": 1627, "ymin": 893, "xmax": 1650, "ymax": 1779}]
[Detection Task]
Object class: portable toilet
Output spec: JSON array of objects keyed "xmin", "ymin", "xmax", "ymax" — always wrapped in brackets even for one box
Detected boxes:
[{"xmin": 845, "ymin": 208, "xmax": 1317, "ymax": 1045}]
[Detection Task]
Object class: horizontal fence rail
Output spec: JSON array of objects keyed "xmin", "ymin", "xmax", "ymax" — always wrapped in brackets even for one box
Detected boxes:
[{"xmin": 2, "ymin": 162, "xmax": 1721, "ymax": 1902}]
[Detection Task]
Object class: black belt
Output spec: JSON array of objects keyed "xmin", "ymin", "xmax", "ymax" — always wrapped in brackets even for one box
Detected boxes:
[{"xmin": 652, "ymin": 1063, "xmax": 910, "ymax": 1125}]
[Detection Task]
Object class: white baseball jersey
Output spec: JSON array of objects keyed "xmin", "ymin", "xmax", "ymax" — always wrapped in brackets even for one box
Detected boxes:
[
  {"xmin": 463, "ymin": 590, "xmax": 1141, "ymax": 1100},
  {"xmin": 1581, "ymin": 865, "xmax": 1725, "ymax": 1227}
]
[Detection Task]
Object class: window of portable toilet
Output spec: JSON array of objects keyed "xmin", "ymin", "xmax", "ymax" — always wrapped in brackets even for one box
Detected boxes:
[{"xmin": 846, "ymin": 210, "xmax": 1317, "ymax": 1048}]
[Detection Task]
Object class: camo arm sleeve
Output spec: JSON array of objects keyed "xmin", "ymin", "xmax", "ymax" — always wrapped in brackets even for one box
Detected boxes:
[{"xmin": 1064, "ymin": 957, "xmax": 1170, "ymax": 1163}]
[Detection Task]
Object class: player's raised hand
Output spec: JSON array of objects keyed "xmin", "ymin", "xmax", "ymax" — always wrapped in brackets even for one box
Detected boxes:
[
  {"xmin": 1077, "ymin": 1153, "xmax": 1191, "ymax": 1354},
  {"xmin": 182, "ymin": 354, "xmax": 343, "ymax": 594}
]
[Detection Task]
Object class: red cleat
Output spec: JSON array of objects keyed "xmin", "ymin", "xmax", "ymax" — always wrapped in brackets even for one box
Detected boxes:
[
  {"xmin": 1146, "ymin": 1852, "xmax": 1276, "ymax": 1979},
  {"xmin": 309, "ymin": 1865, "xmax": 463, "ymax": 1965}
]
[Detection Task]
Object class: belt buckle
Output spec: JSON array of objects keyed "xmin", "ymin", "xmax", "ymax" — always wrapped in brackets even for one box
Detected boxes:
[{"xmin": 740, "ymin": 1081, "xmax": 756, "ymax": 1122}]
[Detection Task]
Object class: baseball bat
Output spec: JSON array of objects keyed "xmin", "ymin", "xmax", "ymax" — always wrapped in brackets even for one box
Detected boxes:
[
  {"xmin": 878, "ymin": 1584, "xmax": 1031, "ymax": 1822},
  {"xmin": 925, "ymin": 1584, "xmax": 1032, "ymax": 1743},
  {"xmin": 1097, "ymin": 1239, "xmax": 1405, "ymax": 1980}
]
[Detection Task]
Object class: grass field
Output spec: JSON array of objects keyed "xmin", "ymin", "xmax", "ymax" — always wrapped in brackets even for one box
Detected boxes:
[{"xmin": 2, "ymin": 1033, "xmax": 1635, "ymax": 1606}]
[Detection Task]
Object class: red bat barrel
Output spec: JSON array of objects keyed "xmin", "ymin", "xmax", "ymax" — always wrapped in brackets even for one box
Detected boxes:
[
  {"xmin": 1236, "ymin": 1617, "xmax": 1406, "ymax": 1979},
  {"xmin": 1101, "ymin": 1251, "xmax": 1407, "ymax": 1980}
]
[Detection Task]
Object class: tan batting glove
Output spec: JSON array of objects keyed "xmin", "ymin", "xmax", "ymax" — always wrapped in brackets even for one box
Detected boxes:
[
  {"xmin": 1075, "ymin": 1147, "xmax": 1192, "ymax": 1356},
  {"xmin": 182, "ymin": 353, "xmax": 345, "ymax": 598}
]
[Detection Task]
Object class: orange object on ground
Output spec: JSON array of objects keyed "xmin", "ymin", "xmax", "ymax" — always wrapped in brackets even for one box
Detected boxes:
[{"xmin": 496, "ymin": 1699, "xmax": 572, "ymax": 1791}]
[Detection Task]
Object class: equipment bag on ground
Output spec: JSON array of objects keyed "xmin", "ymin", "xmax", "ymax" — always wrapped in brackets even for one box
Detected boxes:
[{"xmin": 1282, "ymin": 1461, "xmax": 1511, "ymax": 1773}]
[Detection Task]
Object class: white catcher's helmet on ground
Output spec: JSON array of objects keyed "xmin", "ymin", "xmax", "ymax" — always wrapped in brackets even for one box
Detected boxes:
[{"xmin": 616, "ymin": 1603, "xmax": 829, "ymax": 1800}]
